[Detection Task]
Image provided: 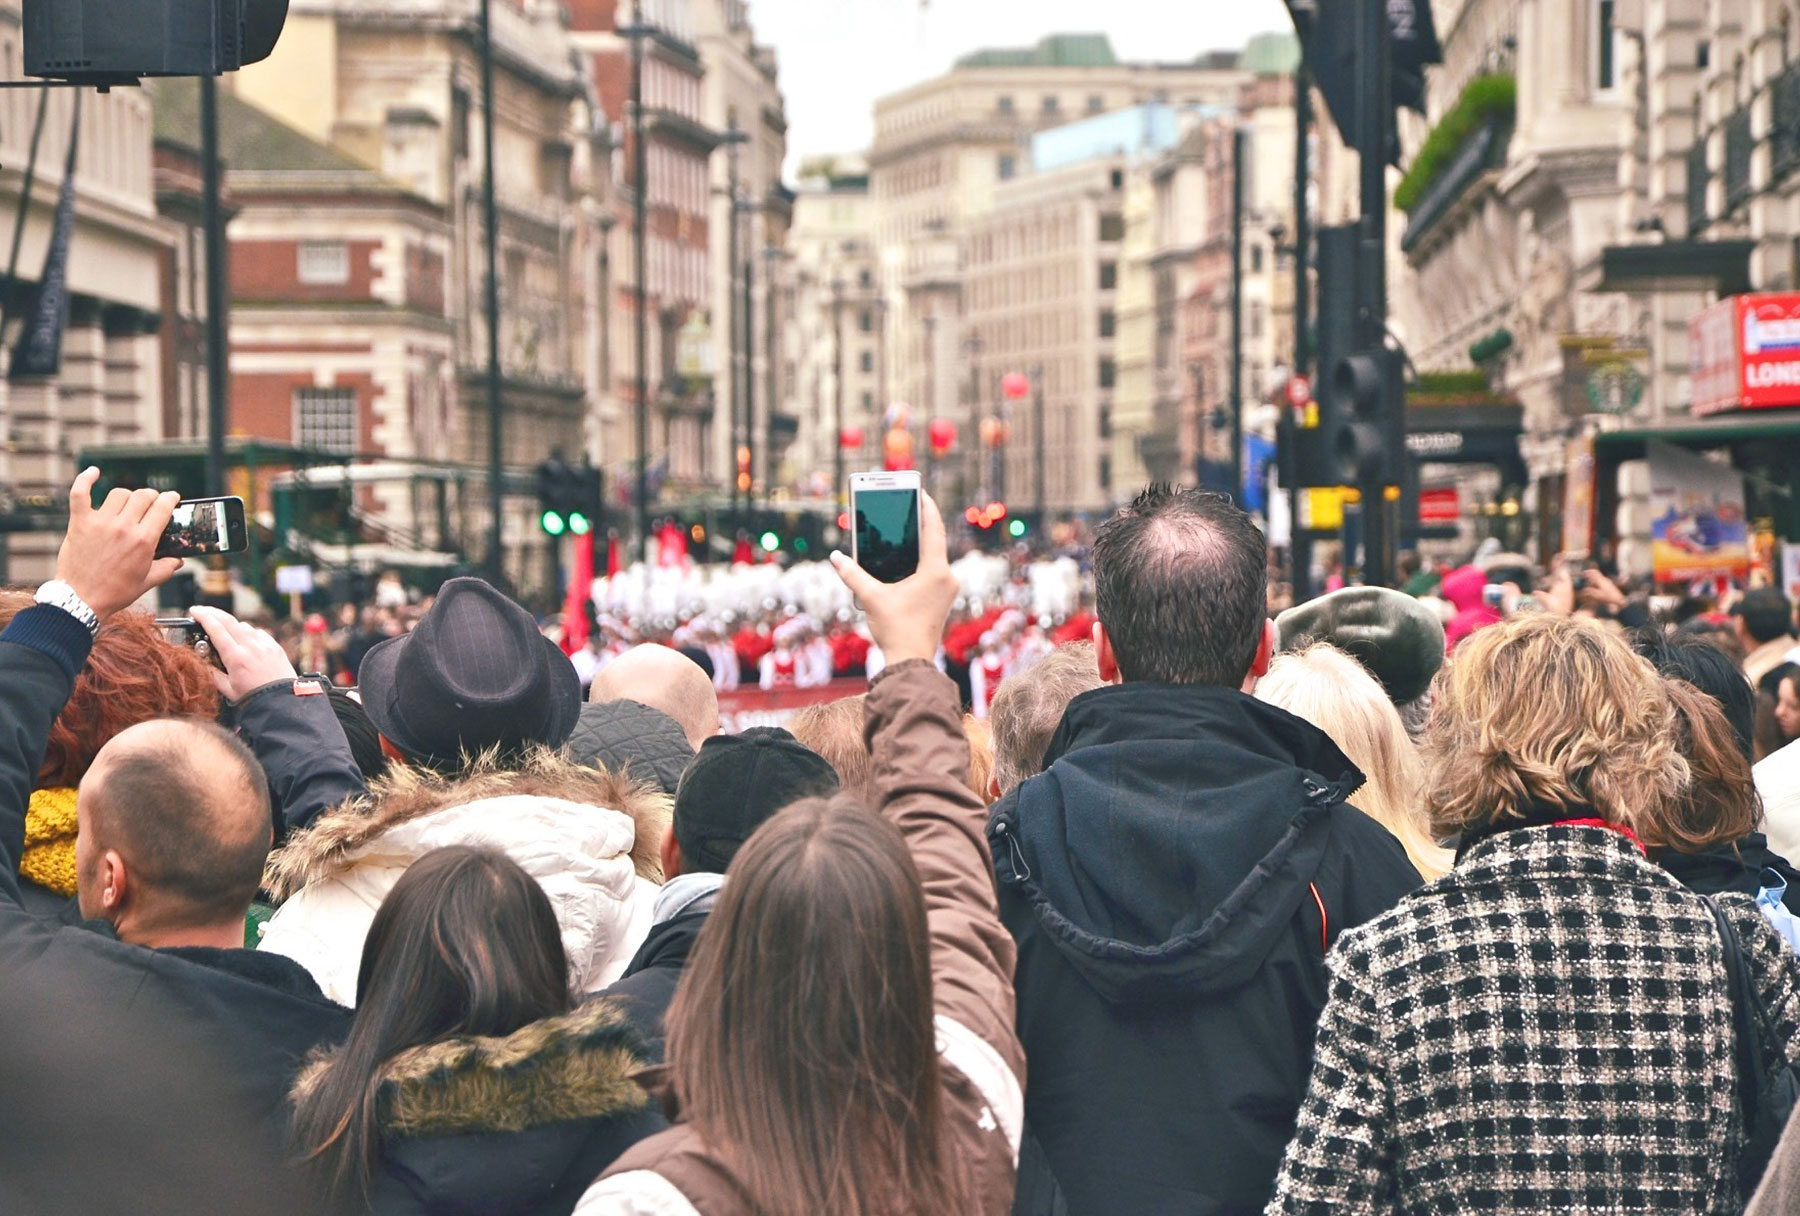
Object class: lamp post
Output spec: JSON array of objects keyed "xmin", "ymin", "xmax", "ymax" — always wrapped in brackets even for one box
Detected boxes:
[
  {"xmin": 622, "ymin": 3, "xmax": 652, "ymax": 563},
  {"xmin": 832, "ymin": 279, "xmax": 846, "ymax": 519},
  {"xmin": 718, "ymin": 126, "xmax": 748, "ymax": 524},
  {"xmin": 479, "ymin": 0, "xmax": 505, "ymax": 584},
  {"xmin": 962, "ymin": 331, "xmax": 983, "ymax": 514}
]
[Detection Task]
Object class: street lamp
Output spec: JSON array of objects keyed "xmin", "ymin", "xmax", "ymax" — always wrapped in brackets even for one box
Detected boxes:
[
  {"xmin": 717, "ymin": 125, "xmax": 749, "ymax": 525},
  {"xmin": 621, "ymin": 6, "xmax": 654, "ymax": 564}
]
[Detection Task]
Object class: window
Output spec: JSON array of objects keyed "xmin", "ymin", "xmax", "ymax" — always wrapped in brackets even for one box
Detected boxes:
[
  {"xmin": 998, "ymin": 154, "xmax": 1016, "ymax": 181},
  {"xmin": 859, "ymin": 309, "xmax": 874, "ymax": 333},
  {"xmin": 860, "ymin": 350, "xmax": 875, "ymax": 373},
  {"xmin": 1099, "ymin": 213, "xmax": 1125, "ymax": 241},
  {"xmin": 1110, "ymin": 168, "xmax": 1124, "ymax": 191},
  {"xmin": 297, "ymin": 241, "xmax": 350, "ymax": 285},
  {"xmin": 861, "ymin": 391, "xmax": 874, "ymax": 410},
  {"xmin": 1250, "ymin": 243, "xmax": 1264, "ymax": 273},
  {"xmin": 858, "ymin": 268, "xmax": 873, "ymax": 288},
  {"xmin": 1098, "ymin": 310, "xmax": 1116, "ymax": 338},
  {"xmin": 295, "ymin": 388, "xmax": 358, "ymax": 454},
  {"xmin": 997, "ymin": 95, "xmax": 1015, "ymax": 116},
  {"xmin": 1098, "ymin": 404, "xmax": 1112, "ymax": 439},
  {"xmin": 1097, "ymin": 358, "xmax": 1116, "ymax": 389},
  {"xmin": 1099, "ymin": 262, "xmax": 1118, "ymax": 290},
  {"xmin": 1250, "ymin": 302, "xmax": 1264, "ymax": 340},
  {"xmin": 1041, "ymin": 95, "xmax": 1060, "ymax": 116},
  {"xmin": 1098, "ymin": 453, "xmax": 1112, "ymax": 491},
  {"xmin": 1597, "ymin": 0, "xmax": 1616, "ymax": 89},
  {"xmin": 1087, "ymin": 94, "xmax": 1105, "ymax": 114}
]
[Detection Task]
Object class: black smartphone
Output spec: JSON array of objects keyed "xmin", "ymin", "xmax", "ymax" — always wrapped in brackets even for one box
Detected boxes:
[
  {"xmin": 154, "ymin": 617, "xmax": 226, "ymax": 670},
  {"xmin": 849, "ymin": 471, "xmax": 922, "ymax": 584},
  {"xmin": 156, "ymin": 496, "xmax": 248, "ymax": 559}
]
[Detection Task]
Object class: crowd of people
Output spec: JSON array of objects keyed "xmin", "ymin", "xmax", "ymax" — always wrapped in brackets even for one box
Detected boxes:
[{"xmin": 8, "ymin": 467, "xmax": 1800, "ymax": 1214}]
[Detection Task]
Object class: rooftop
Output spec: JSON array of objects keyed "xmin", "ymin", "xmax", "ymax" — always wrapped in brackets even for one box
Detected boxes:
[{"xmin": 149, "ymin": 80, "xmax": 374, "ymax": 176}]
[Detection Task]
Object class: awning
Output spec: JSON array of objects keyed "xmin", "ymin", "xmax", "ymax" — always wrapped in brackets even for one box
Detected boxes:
[
  {"xmin": 1594, "ymin": 408, "xmax": 1800, "ymax": 448},
  {"xmin": 1587, "ymin": 240, "xmax": 1755, "ymax": 295}
]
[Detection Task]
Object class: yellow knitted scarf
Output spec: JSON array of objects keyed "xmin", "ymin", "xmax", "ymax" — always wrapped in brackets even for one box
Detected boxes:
[{"xmin": 22, "ymin": 787, "xmax": 79, "ymax": 897}]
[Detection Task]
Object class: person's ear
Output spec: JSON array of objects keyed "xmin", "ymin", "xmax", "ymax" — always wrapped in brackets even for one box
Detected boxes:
[
  {"xmin": 1243, "ymin": 619, "xmax": 1277, "ymax": 692},
  {"xmin": 1094, "ymin": 621, "xmax": 1120, "ymax": 684},
  {"xmin": 100, "ymin": 850, "xmax": 129, "ymax": 917},
  {"xmin": 988, "ymin": 775, "xmax": 1003, "ymax": 802},
  {"xmin": 660, "ymin": 825, "xmax": 683, "ymax": 881}
]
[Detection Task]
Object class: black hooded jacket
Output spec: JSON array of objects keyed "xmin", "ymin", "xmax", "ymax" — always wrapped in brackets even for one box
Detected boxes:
[
  {"xmin": 988, "ymin": 682, "xmax": 1422, "ymax": 1216},
  {"xmin": 293, "ymin": 999, "xmax": 665, "ymax": 1216}
]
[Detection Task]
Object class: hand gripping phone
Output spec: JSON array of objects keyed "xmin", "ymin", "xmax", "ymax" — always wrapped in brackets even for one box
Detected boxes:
[{"xmin": 849, "ymin": 471, "xmax": 922, "ymax": 584}]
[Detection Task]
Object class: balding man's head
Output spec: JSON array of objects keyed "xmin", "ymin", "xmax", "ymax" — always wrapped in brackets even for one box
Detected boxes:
[
  {"xmin": 76, "ymin": 719, "xmax": 272, "ymax": 945},
  {"xmin": 589, "ymin": 644, "xmax": 720, "ymax": 749}
]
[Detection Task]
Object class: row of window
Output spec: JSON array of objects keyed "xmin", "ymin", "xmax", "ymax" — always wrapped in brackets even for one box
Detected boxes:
[
  {"xmin": 995, "ymin": 93, "xmax": 1110, "ymax": 119},
  {"xmin": 647, "ymin": 143, "xmax": 709, "ymax": 215}
]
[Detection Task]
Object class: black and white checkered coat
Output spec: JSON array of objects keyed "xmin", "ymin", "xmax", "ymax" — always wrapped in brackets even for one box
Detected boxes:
[{"xmin": 1267, "ymin": 825, "xmax": 1800, "ymax": 1215}]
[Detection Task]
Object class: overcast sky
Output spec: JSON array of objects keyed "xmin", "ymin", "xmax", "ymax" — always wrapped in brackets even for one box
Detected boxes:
[{"xmin": 751, "ymin": 0, "xmax": 1296, "ymax": 166}]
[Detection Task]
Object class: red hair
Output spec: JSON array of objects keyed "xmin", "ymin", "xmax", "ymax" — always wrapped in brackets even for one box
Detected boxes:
[{"xmin": 0, "ymin": 593, "xmax": 221, "ymax": 788}]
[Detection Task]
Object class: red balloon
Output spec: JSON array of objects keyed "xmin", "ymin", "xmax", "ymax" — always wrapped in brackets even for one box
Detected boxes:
[
  {"xmin": 839, "ymin": 426, "xmax": 864, "ymax": 450},
  {"xmin": 928, "ymin": 418, "xmax": 957, "ymax": 454},
  {"xmin": 1001, "ymin": 371, "xmax": 1031, "ymax": 400}
]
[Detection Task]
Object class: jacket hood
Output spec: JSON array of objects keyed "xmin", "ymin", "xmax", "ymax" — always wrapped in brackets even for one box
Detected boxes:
[
  {"xmin": 990, "ymin": 682, "xmax": 1363, "ymax": 1004},
  {"xmin": 263, "ymin": 747, "xmax": 669, "ymax": 899},
  {"xmin": 1440, "ymin": 565, "xmax": 1488, "ymax": 612},
  {"xmin": 292, "ymin": 999, "xmax": 654, "ymax": 1213}
]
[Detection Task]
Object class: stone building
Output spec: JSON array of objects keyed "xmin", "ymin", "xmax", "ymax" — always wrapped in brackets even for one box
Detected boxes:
[{"xmin": 0, "ymin": 2, "xmax": 171, "ymax": 580}]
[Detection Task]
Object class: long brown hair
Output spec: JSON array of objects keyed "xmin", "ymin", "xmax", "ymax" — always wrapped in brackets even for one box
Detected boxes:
[
  {"xmin": 1646, "ymin": 677, "xmax": 1760, "ymax": 852},
  {"xmin": 665, "ymin": 794, "xmax": 972, "ymax": 1216},
  {"xmin": 290, "ymin": 846, "xmax": 570, "ymax": 1198}
]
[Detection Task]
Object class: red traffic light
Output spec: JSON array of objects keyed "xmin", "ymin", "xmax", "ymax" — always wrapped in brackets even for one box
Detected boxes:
[
  {"xmin": 837, "ymin": 511, "xmax": 851, "ymax": 530},
  {"xmin": 964, "ymin": 506, "xmax": 982, "ymax": 526},
  {"xmin": 967, "ymin": 502, "xmax": 1008, "ymax": 529}
]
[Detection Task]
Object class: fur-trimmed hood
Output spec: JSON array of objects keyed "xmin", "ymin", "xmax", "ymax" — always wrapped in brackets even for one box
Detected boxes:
[
  {"xmin": 293, "ymin": 999, "xmax": 665, "ymax": 1214},
  {"xmin": 264, "ymin": 748, "xmax": 669, "ymax": 899},
  {"xmin": 256, "ymin": 750, "xmax": 672, "ymax": 1007}
]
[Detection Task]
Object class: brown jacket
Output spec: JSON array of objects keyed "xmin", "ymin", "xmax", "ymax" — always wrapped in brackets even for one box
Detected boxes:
[{"xmin": 572, "ymin": 659, "xmax": 1025, "ymax": 1216}]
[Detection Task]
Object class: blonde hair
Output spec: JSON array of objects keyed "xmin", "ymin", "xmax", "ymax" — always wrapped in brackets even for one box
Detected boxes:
[
  {"xmin": 1423, "ymin": 615, "xmax": 1690, "ymax": 840},
  {"xmin": 962, "ymin": 715, "xmax": 995, "ymax": 800},
  {"xmin": 788, "ymin": 695, "xmax": 872, "ymax": 798},
  {"xmin": 989, "ymin": 642, "xmax": 1103, "ymax": 794},
  {"xmin": 1258, "ymin": 644, "xmax": 1451, "ymax": 880}
]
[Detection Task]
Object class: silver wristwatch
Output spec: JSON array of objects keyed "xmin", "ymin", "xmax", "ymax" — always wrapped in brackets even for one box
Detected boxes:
[{"xmin": 34, "ymin": 580, "xmax": 100, "ymax": 637}]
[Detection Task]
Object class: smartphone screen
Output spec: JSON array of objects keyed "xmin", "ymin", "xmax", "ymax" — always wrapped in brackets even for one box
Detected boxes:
[
  {"xmin": 853, "ymin": 486, "xmax": 921, "ymax": 584},
  {"xmin": 156, "ymin": 496, "xmax": 247, "ymax": 558}
]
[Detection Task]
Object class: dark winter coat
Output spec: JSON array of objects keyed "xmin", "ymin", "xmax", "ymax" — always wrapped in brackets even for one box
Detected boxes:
[
  {"xmin": 990, "ymin": 681, "xmax": 1422, "ymax": 1216},
  {"xmin": 291, "ymin": 999, "xmax": 665, "ymax": 1216},
  {"xmin": 598, "ymin": 888, "xmax": 717, "ymax": 1064},
  {"xmin": 0, "ymin": 606, "xmax": 352, "ymax": 1216},
  {"xmin": 1268, "ymin": 824, "xmax": 1800, "ymax": 1216},
  {"xmin": 565, "ymin": 700, "xmax": 695, "ymax": 797}
]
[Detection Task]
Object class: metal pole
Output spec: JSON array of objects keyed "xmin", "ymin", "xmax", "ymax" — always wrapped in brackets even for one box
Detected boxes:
[
  {"xmin": 725, "ymin": 134, "xmax": 740, "ymax": 521},
  {"xmin": 479, "ymin": 0, "xmax": 505, "ymax": 585},
  {"xmin": 1291, "ymin": 63, "xmax": 1314, "ymax": 602},
  {"xmin": 1032, "ymin": 362, "xmax": 1045, "ymax": 531},
  {"xmin": 922, "ymin": 312, "xmax": 937, "ymax": 488},
  {"xmin": 630, "ymin": 5, "xmax": 652, "ymax": 563},
  {"xmin": 1356, "ymin": 0, "xmax": 1394, "ymax": 587},
  {"xmin": 1229, "ymin": 125, "xmax": 1246, "ymax": 505},
  {"xmin": 0, "ymin": 85, "xmax": 50, "ymax": 343},
  {"xmin": 742, "ymin": 236, "xmax": 755, "ymax": 515},
  {"xmin": 201, "ymin": 77, "xmax": 229, "ymax": 498},
  {"xmin": 832, "ymin": 284, "xmax": 845, "ymax": 518}
]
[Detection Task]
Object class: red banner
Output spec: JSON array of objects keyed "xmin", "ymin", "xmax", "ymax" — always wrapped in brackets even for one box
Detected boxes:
[
  {"xmin": 716, "ymin": 678, "xmax": 867, "ymax": 733},
  {"xmin": 1418, "ymin": 486, "xmax": 1460, "ymax": 524},
  {"xmin": 1690, "ymin": 292, "xmax": 1800, "ymax": 415}
]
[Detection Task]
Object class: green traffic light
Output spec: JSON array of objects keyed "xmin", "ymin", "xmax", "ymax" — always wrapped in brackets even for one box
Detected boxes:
[
  {"xmin": 759, "ymin": 530, "xmax": 780, "ymax": 552},
  {"xmin": 793, "ymin": 536, "xmax": 810, "ymax": 554},
  {"xmin": 541, "ymin": 510, "xmax": 566, "ymax": 536},
  {"xmin": 569, "ymin": 512, "xmax": 591, "ymax": 536},
  {"xmin": 1008, "ymin": 518, "xmax": 1027, "ymax": 538}
]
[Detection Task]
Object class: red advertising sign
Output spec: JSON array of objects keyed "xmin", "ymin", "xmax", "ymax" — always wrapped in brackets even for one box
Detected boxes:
[
  {"xmin": 1689, "ymin": 292, "xmax": 1800, "ymax": 416},
  {"xmin": 716, "ymin": 677, "xmax": 866, "ymax": 733},
  {"xmin": 1418, "ymin": 486, "xmax": 1460, "ymax": 524}
]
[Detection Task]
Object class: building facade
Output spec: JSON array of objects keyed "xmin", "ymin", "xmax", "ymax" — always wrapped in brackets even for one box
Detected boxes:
[
  {"xmin": 0, "ymin": 1, "xmax": 171, "ymax": 581},
  {"xmin": 236, "ymin": 0, "xmax": 610, "ymax": 583},
  {"xmin": 867, "ymin": 35, "xmax": 1249, "ymax": 521}
]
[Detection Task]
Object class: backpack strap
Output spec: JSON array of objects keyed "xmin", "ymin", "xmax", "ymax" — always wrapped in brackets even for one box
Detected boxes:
[{"xmin": 1705, "ymin": 896, "xmax": 1762, "ymax": 1137}]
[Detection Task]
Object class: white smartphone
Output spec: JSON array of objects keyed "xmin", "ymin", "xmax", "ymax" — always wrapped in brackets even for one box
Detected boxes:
[{"xmin": 849, "ymin": 470, "xmax": 923, "ymax": 584}]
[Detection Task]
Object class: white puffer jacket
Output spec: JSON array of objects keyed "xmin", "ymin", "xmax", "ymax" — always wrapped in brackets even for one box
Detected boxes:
[{"xmin": 257, "ymin": 752, "xmax": 670, "ymax": 1007}]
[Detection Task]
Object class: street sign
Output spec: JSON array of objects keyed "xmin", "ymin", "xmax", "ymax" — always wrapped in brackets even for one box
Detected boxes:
[
  {"xmin": 275, "ymin": 565, "xmax": 315, "ymax": 596},
  {"xmin": 1286, "ymin": 374, "xmax": 1312, "ymax": 408}
]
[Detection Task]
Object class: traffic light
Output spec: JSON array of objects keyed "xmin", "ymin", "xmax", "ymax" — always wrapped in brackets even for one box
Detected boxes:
[
  {"xmin": 26, "ymin": 0, "xmax": 289, "ymax": 81},
  {"xmin": 536, "ymin": 455, "xmax": 572, "ymax": 536},
  {"xmin": 1290, "ymin": 224, "xmax": 1359, "ymax": 489},
  {"xmin": 1329, "ymin": 347, "xmax": 1405, "ymax": 486},
  {"xmin": 569, "ymin": 462, "xmax": 603, "ymax": 537},
  {"xmin": 1007, "ymin": 517, "xmax": 1027, "ymax": 539}
]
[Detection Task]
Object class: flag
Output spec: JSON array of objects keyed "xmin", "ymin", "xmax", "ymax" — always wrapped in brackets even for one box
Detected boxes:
[
  {"xmin": 11, "ymin": 96, "xmax": 81, "ymax": 381},
  {"xmin": 561, "ymin": 530, "xmax": 594, "ymax": 654}
]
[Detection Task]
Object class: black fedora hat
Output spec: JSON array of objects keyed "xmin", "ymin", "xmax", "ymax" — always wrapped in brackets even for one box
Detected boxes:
[{"xmin": 359, "ymin": 577, "xmax": 580, "ymax": 766}]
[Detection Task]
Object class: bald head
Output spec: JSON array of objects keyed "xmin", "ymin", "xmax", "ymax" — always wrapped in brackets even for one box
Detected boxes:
[
  {"xmin": 78, "ymin": 719, "xmax": 272, "ymax": 939},
  {"xmin": 590, "ymin": 644, "xmax": 720, "ymax": 749}
]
